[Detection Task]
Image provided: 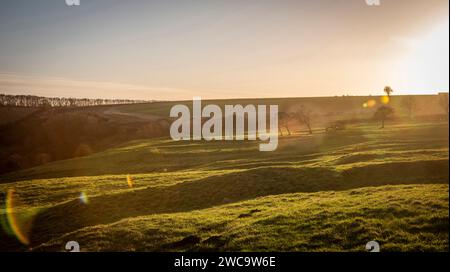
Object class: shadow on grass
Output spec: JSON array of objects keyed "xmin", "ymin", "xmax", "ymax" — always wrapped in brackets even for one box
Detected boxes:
[{"xmin": 29, "ymin": 160, "xmax": 448, "ymax": 247}]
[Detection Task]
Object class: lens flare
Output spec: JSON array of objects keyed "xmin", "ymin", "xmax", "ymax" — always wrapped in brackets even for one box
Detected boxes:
[
  {"xmin": 79, "ymin": 192, "xmax": 89, "ymax": 204},
  {"xmin": 127, "ymin": 174, "xmax": 133, "ymax": 188},
  {"xmin": 0, "ymin": 208, "xmax": 14, "ymax": 236},
  {"xmin": 381, "ymin": 96, "xmax": 390, "ymax": 105},
  {"xmin": 5, "ymin": 189, "xmax": 36, "ymax": 245},
  {"xmin": 363, "ymin": 99, "xmax": 377, "ymax": 108}
]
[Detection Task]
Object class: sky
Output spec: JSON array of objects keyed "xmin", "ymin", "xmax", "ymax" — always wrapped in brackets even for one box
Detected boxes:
[{"xmin": 0, "ymin": 0, "xmax": 448, "ymax": 100}]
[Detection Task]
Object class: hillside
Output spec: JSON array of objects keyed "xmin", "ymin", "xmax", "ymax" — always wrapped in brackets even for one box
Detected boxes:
[
  {"xmin": 35, "ymin": 184, "xmax": 449, "ymax": 252},
  {"xmin": 0, "ymin": 94, "xmax": 447, "ymax": 176},
  {"xmin": 0, "ymin": 119, "xmax": 448, "ymax": 251},
  {"xmin": 0, "ymin": 105, "xmax": 170, "ymax": 175}
]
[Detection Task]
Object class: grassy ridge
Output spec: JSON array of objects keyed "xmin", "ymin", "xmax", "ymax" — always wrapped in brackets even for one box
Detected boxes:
[
  {"xmin": 21, "ymin": 160, "xmax": 448, "ymax": 247},
  {"xmin": 2, "ymin": 122, "xmax": 448, "ymax": 182},
  {"xmin": 36, "ymin": 184, "xmax": 449, "ymax": 252},
  {"xmin": 116, "ymin": 95, "xmax": 446, "ymax": 119}
]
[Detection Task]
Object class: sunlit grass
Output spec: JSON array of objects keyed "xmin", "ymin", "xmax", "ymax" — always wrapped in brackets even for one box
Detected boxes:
[
  {"xmin": 0, "ymin": 121, "xmax": 448, "ymax": 251},
  {"xmin": 36, "ymin": 184, "xmax": 449, "ymax": 252}
]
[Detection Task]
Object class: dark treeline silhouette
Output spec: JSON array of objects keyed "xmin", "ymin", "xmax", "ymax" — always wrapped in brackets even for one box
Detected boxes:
[{"xmin": 0, "ymin": 94, "xmax": 151, "ymax": 107}]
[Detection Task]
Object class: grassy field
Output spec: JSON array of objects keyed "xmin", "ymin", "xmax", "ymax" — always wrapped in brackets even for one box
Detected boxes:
[
  {"xmin": 0, "ymin": 117, "xmax": 448, "ymax": 251},
  {"xmin": 35, "ymin": 184, "xmax": 449, "ymax": 252}
]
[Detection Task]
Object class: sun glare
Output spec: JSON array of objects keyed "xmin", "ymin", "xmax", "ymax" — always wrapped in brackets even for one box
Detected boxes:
[{"xmin": 397, "ymin": 20, "xmax": 449, "ymax": 94}]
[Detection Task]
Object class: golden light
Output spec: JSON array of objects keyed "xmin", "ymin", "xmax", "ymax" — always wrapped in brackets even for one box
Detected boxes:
[
  {"xmin": 363, "ymin": 99, "xmax": 377, "ymax": 108},
  {"xmin": 396, "ymin": 19, "xmax": 449, "ymax": 93},
  {"xmin": 127, "ymin": 174, "xmax": 134, "ymax": 188},
  {"xmin": 79, "ymin": 192, "xmax": 89, "ymax": 204},
  {"xmin": 381, "ymin": 96, "xmax": 390, "ymax": 105}
]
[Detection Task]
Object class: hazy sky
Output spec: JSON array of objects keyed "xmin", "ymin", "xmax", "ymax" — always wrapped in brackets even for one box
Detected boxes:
[{"xmin": 0, "ymin": 0, "xmax": 448, "ymax": 100}]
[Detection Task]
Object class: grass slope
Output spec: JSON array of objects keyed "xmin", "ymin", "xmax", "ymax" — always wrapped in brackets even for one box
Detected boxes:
[
  {"xmin": 36, "ymin": 184, "xmax": 449, "ymax": 252},
  {"xmin": 0, "ymin": 122, "xmax": 448, "ymax": 251}
]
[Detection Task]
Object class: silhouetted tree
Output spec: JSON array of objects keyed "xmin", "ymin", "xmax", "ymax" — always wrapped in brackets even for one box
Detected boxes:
[
  {"xmin": 278, "ymin": 112, "xmax": 293, "ymax": 136},
  {"xmin": 374, "ymin": 106, "xmax": 394, "ymax": 128},
  {"xmin": 384, "ymin": 86, "xmax": 394, "ymax": 97},
  {"xmin": 0, "ymin": 94, "xmax": 150, "ymax": 107},
  {"xmin": 293, "ymin": 106, "xmax": 313, "ymax": 134}
]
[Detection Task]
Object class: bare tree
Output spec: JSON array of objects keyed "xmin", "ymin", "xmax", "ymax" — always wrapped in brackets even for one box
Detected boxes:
[
  {"xmin": 278, "ymin": 112, "xmax": 293, "ymax": 136},
  {"xmin": 401, "ymin": 96, "xmax": 417, "ymax": 119},
  {"xmin": 374, "ymin": 106, "xmax": 394, "ymax": 129},
  {"xmin": 293, "ymin": 106, "xmax": 313, "ymax": 134}
]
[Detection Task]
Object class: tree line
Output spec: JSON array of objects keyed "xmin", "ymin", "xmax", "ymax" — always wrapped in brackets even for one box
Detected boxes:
[{"xmin": 0, "ymin": 94, "xmax": 151, "ymax": 107}]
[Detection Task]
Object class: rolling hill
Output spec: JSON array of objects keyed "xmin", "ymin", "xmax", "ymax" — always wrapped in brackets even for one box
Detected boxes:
[{"xmin": 0, "ymin": 114, "xmax": 448, "ymax": 251}]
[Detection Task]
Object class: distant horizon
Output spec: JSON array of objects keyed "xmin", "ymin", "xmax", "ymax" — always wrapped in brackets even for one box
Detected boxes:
[
  {"xmin": 1, "ymin": 72, "xmax": 448, "ymax": 102},
  {"xmin": 1, "ymin": 89, "xmax": 448, "ymax": 104}
]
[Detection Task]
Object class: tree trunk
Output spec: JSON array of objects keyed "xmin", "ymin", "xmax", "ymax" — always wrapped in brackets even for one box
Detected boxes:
[{"xmin": 306, "ymin": 124, "xmax": 312, "ymax": 134}]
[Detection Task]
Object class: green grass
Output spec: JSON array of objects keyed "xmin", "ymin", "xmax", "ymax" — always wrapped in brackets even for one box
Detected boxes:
[
  {"xmin": 2, "ymin": 122, "xmax": 448, "ymax": 181},
  {"xmin": 0, "ymin": 121, "xmax": 448, "ymax": 252},
  {"xmin": 35, "ymin": 184, "xmax": 449, "ymax": 252}
]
